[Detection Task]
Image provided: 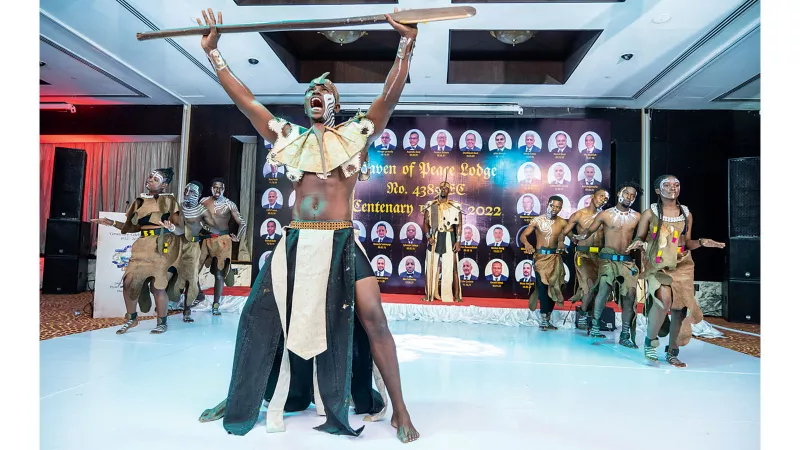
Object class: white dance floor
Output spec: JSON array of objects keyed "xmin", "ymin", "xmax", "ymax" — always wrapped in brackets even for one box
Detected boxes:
[{"xmin": 40, "ymin": 313, "xmax": 759, "ymax": 450}]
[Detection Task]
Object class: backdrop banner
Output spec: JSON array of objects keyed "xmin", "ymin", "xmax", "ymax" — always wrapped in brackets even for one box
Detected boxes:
[
  {"xmin": 93, "ymin": 212, "xmax": 139, "ymax": 318},
  {"xmin": 253, "ymin": 117, "xmax": 611, "ymax": 300}
]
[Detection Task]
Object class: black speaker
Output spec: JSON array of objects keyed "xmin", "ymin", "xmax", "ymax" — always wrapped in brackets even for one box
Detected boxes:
[
  {"xmin": 42, "ymin": 256, "xmax": 88, "ymax": 294},
  {"xmin": 44, "ymin": 219, "xmax": 90, "ymax": 256},
  {"xmin": 49, "ymin": 147, "xmax": 87, "ymax": 220},
  {"xmin": 725, "ymin": 157, "xmax": 760, "ymax": 324},
  {"xmin": 727, "ymin": 237, "xmax": 760, "ymax": 281},
  {"xmin": 722, "ymin": 279, "xmax": 760, "ymax": 323},
  {"xmin": 728, "ymin": 157, "xmax": 759, "ymax": 238}
]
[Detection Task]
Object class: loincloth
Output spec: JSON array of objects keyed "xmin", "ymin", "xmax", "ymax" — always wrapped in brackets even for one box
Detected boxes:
[
  {"xmin": 201, "ymin": 233, "xmax": 234, "ymax": 286},
  {"xmin": 206, "ymin": 221, "xmax": 385, "ymax": 437},
  {"xmin": 641, "ymin": 250, "xmax": 703, "ymax": 347},
  {"xmin": 433, "ymin": 230, "xmax": 457, "ymax": 255},
  {"xmin": 597, "ymin": 248, "xmax": 639, "ymax": 294},
  {"xmin": 533, "ymin": 249, "xmax": 565, "ymax": 305},
  {"xmin": 124, "ymin": 231, "xmax": 180, "ymax": 313},
  {"xmin": 166, "ymin": 235, "xmax": 204, "ymax": 304},
  {"xmin": 573, "ymin": 247, "xmax": 601, "ymax": 298}
]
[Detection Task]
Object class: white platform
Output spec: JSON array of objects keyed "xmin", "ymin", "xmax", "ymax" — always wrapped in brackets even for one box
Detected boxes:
[
  {"xmin": 185, "ymin": 294, "xmax": 725, "ymax": 338},
  {"xmin": 41, "ymin": 310, "xmax": 758, "ymax": 450}
]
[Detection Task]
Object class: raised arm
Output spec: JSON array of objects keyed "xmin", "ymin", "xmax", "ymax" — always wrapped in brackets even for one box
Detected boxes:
[
  {"xmin": 627, "ymin": 209, "xmax": 654, "ymax": 251},
  {"xmin": 519, "ymin": 220, "xmax": 537, "ymax": 253},
  {"xmin": 91, "ymin": 199, "xmax": 140, "ymax": 234},
  {"xmin": 562, "ymin": 212, "xmax": 581, "ymax": 241},
  {"xmin": 683, "ymin": 212, "xmax": 726, "ymax": 250},
  {"xmin": 574, "ymin": 213, "xmax": 605, "ymax": 241},
  {"xmin": 229, "ymin": 202, "xmax": 246, "ymax": 243},
  {"xmin": 364, "ymin": 10, "xmax": 418, "ymax": 143},
  {"xmin": 166, "ymin": 211, "xmax": 186, "ymax": 236},
  {"xmin": 198, "ymin": 9, "xmax": 281, "ymax": 143}
]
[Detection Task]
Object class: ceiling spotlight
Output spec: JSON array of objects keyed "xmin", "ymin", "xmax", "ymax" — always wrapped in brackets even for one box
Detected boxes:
[
  {"xmin": 621, "ymin": 53, "xmax": 634, "ymax": 61},
  {"xmin": 248, "ymin": 58, "xmax": 259, "ymax": 65},
  {"xmin": 320, "ymin": 30, "xmax": 367, "ymax": 46},
  {"xmin": 490, "ymin": 30, "xmax": 535, "ymax": 47},
  {"xmin": 40, "ymin": 61, "xmax": 46, "ymax": 67},
  {"xmin": 652, "ymin": 14, "xmax": 672, "ymax": 24}
]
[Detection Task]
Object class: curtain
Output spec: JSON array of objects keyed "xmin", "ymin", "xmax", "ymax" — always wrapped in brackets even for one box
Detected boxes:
[
  {"xmin": 40, "ymin": 146, "xmax": 57, "ymax": 253},
  {"xmin": 237, "ymin": 143, "xmax": 258, "ymax": 261},
  {"xmin": 40, "ymin": 141, "xmax": 180, "ymax": 253}
]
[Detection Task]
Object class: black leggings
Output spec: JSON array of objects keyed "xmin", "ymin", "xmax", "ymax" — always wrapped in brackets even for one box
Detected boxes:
[{"xmin": 535, "ymin": 271, "xmax": 556, "ymax": 314}]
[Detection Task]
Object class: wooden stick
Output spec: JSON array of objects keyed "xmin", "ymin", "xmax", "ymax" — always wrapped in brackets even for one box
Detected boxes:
[{"xmin": 136, "ymin": 6, "xmax": 476, "ymax": 41}]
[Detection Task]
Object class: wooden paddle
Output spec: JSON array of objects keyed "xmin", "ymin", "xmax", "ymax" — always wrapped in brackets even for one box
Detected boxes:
[{"xmin": 136, "ymin": 6, "xmax": 477, "ymax": 41}]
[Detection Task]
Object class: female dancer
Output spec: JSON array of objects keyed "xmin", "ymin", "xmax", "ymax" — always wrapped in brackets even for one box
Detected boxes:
[{"xmin": 628, "ymin": 175, "xmax": 725, "ymax": 366}]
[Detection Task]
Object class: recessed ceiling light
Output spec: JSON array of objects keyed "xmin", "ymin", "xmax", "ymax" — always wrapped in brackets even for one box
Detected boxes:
[
  {"xmin": 40, "ymin": 61, "xmax": 46, "ymax": 67},
  {"xmin": 490, "ymin": 30, "xmax": 535, "ymax": 46},
  {"xmin": 319, "ymin": 30, "xmax": 367, "ymax": 45},
  {"xmin": 652, "ymin": 14, "xmax": 671, "ymax": 24},
  {"xmin": 621, "ymin": 54, "xmax": 634, "ymax": 61},
  {"xmin": 248, "ymin": 58, "xmax": 259, "ymax": 65}
]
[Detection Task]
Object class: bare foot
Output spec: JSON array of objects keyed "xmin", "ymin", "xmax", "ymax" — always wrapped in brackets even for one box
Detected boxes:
[
  {"xmin": 391, "ymin": 411, "xmax": 419, "ymax": 443},
  {"xmin": 199, "ymin": 399, "xmax": 227, "ymax": 422}
]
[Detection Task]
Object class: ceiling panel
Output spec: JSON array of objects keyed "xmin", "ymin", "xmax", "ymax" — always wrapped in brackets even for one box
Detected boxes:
[
  {"xmin": 40, "ymin": 37, "xmax": 145, "ymax": 98},
  {"xmin": 717, "ymin": 75, "xmax": 760, "ymax": 101},
  {"xmin": 651, "ymin": 25, "xmax": 760, "ymax": 110},
  {"xmin": 38, "ymin": 0, "xmax": 760, "ymax": 109},
  {"xmin": 234, "ymin": 0, "xmax": 397, "ymax": 5}
]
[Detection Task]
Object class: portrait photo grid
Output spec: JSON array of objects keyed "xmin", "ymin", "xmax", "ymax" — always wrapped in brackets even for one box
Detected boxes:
[{"xmin": 253, "ymin": 117, "xmax": 611, "ymax": 299}]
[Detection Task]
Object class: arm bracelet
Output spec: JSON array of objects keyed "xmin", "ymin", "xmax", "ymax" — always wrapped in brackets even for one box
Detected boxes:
[
  {"xmin": 207, "ymin": 49, "xmax": 228, "ymax": 71},
  {"xmin": 396, "ymin": 36, "xmax": 416, "ymax": 60}
]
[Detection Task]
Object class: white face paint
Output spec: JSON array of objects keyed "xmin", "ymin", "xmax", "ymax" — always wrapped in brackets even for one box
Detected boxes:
[
  {"xmin": 146, "ymin": 171, "xmax": 164, "ymax": 190},
  {"xmin": 659, "ymin": 177, "xmax": 680, "ymax": 199},
  {"xmin": 184, "ymin": 184, "xmax": 200, "ymax": 207},
  {"xmin": 618, "ymin": 188, "xmax": 637, "ymax": 207},
  {"xmin": 211, "ymin": 183, "xmax": 225, "ymax": 200},
  {"xmin": 322, "ymin": 93, "xmax": 335, "ymax": 121}
]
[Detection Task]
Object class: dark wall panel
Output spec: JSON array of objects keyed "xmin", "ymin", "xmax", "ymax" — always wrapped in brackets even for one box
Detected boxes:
[
  {"xmin": 650, "ymin": 110, "xmax": 761, "ymax": 282},
  {"xmin": 186, "ymin": 105, "xmax": 307, "ymax": 207},
  {"xmin": 40, "ymin": 105, "xmax": 184, "ymax": 135}
]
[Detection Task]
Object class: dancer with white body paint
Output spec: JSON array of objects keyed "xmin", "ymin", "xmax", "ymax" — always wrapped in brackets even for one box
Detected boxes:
[
  {"xmin": 574, "ymin": 182, "xmax": 642, "ymax": 346},
  {"xmin": 520, "ymin": 196, "xmax": 569, "ymax": 331}
]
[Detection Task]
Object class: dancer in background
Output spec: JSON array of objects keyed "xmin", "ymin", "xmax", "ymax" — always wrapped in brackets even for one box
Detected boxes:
[
  {"xmin": 422, "ymin": 180, "xmax": 463, "ymax": 302},
  {"xmin": 200, "ymin": 177, "xmax": 246, "ymax": 315},
  {"xmin": 628, "ymin": 175, "xmax": 725, "ymax": 366},
  {"xmin": 575, "ymin": 183, "xmax": 641, "ymax": 347},
  {"xmin": 562, "ymin": 189, "xmax": 609, "ymax": 330},
  {"xmin": 92, "ymin": 168, "xmax": 179, "ymax": 334},
  {"xmin": 520, "ymin": 196, "xmax": 568, "ymax": 331},
  {"xmin": 165, "ymin": 181, "xmax": 215, "ymax": 322},
  {"xmin": 194, "ymin": 7, "xmax": 418, "ymax": 443}
]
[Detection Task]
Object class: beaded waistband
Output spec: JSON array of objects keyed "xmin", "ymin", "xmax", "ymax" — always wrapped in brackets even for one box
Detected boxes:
[
  {"xmin": 599, "ymin": 252, "xmax": 633, "ymax": 262},
  {"xmin": 289, "ymin": 220, "xmax": 353, "ymax": 230},
  {"xmin": 140, "ymin": 228, "xmax": 171, "ymax": 237}
]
